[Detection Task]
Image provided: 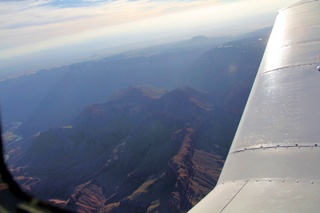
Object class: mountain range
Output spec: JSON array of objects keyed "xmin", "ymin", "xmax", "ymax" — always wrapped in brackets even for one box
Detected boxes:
[
  {"xmin": 8, "ymin": 86, "xmax": 233, "ymax": 212},
  {"xmin": 1, "ymin": 27, "xmax": 271, "ymax": 212}
]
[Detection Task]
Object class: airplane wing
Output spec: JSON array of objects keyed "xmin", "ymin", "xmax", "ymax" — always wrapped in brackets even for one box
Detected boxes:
[{"xmin": 189, "ymin": 0, "xmax": 320, "ymax": 212}]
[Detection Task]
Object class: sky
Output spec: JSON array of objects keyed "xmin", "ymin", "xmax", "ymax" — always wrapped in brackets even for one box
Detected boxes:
[{"xmin": 0, "ymin": 0, "xmax": 297, "ymax": 79}]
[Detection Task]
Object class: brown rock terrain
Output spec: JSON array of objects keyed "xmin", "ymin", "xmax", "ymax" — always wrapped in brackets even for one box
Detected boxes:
[
  {"xmin": 167, "ymin": 128, "xmax": 196, "ymax": 212},
  {"xmin": 7, "ymin": 86, "xmax": 239, "ymax": 212},
  {"xmin": 66, "ymin": 182, "xmax": 106, "ymax": 212}
]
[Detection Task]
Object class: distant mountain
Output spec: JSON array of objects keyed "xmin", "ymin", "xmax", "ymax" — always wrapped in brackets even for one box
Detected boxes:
[
  {"xmin": 0, "ymin": 67, "xmax": 68, "ymax": 126},
  {"xmin": 190, "ymin": 36, "xmax": 208, "ymax": 42},
  {"xmin": 182, "ymin": 30, "xmax": 270, "ymax": 94},
  {"xmin": 116, "ymin": 36, "xmax": 231, "ymax": 58},
  {"xmin": 0, "ymin": 36, "xmax": 231, "ymax": 137},
  {"xmin": 9, "ymin": 86, "xmax": 235, "ymax": 212},
  {"xmin": 0, "ymin": 29, "xmax": 269, "ymax": 137},
  {"xmin": 238, "ymin": 26, "xmax": 272, "ymax": 39}
]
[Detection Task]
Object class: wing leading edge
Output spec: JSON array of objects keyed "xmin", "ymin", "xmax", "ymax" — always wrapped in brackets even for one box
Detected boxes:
[{"xmin": 189, "ymin": 0, "xmax": 320, "ymax": 212}]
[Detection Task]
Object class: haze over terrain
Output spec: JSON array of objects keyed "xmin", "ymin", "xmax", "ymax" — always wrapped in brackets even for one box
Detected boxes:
[
  {"xmin": 0, "ymin": 0, "xmax": 297, "ymax": 212},
  {"xmin": 1, "ymin": 27, "xmax": 271, "ymax": 212}
]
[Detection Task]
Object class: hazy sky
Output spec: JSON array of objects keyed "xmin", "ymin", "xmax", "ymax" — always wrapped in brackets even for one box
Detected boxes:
[{"xmin": 0, "ymin": 0, "xmax": 297, "ymax": 78}]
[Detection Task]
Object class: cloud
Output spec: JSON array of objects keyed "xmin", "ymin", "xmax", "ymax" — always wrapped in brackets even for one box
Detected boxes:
[
  {"xmin": 0, "ymin": 0, "xmax": 219, "ymax": 52},
  {"xmin": 0, "ymin": 0, "xmax": 297, "ymax": 71}
]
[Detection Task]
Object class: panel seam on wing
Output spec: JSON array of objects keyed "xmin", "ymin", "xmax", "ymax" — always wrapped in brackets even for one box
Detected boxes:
[
  {"xmin": 229, "ymin": 144, "xmax": 320, "ymax": 155},
  {"xmin": 265, "ymin": 40, "xmax": 320, "ymax": 51},
  {"xmin": 219, "ymin": 178, "xmax": 320, "ymax": 185},
  {"xmin": 279, "ymin": 23, "xmax": 320, "ymax": 34},
  {"xmin": 220, "ymin": 180, "xmax": 249, "ymax": 213},
  {"xmin": 259, "ymin": 63, "xmax": 318, "ymax": 76}
]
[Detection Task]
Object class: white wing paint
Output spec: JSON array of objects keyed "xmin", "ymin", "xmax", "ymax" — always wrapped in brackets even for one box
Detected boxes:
[{"xmin": 189, "ymin": 0, "xmax": 320, "ymax": 212}]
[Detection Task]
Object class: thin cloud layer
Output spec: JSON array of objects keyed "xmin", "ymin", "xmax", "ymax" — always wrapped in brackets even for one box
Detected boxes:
[
  {"xmin": 1, "ymin": 0, "xmax": 218, "ymax": 52},
  {"xmin": 0, "ymin": 0, "xmax": 297, "ymax": 75}
]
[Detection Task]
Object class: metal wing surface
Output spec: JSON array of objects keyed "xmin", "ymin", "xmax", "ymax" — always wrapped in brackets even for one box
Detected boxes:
[{"xmin": 189, "ymin": 0, "xmax": 320, "ymax": 212}]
